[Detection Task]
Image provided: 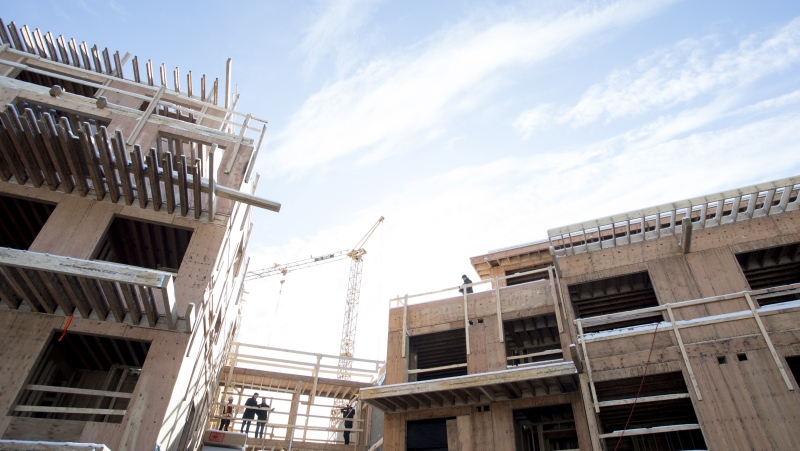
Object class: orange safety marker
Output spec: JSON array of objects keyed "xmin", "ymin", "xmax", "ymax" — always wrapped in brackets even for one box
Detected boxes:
[{"xmin": 58, "ymin": 313, "xmax": 74, "ymax": 341}]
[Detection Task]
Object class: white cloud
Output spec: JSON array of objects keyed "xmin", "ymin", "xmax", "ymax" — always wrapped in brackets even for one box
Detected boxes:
[
  {"xmin": 515, "ymin": 16, "xmax": 800, "ymax": 137},
  {"xmin": 299, "ymin": 0, "xmax": 382, "ymax": 76},
  {"xmin": 266, "ymin": 0, "xmax": 674, "ymax": 175}
]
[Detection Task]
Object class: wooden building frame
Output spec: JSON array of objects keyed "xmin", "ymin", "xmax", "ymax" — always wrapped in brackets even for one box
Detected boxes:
[
  {"xmin": 0, "ymin": 18, "xmax": 280, "ymax": 451},
  {"xmin": 365, "ymin": 176, "xmax": 800, "ymax": 450}
]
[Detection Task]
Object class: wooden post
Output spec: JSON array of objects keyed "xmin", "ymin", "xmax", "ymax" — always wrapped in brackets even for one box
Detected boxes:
[
  {"xmin": 463, "ymin": 290, "xmax": 470, "ymax": 355},
  {"xmin": 666, "ymin": 305, "xmax": 702, "ymax": 400},
  {"xmin": 402, "ymin": 295, "xmax": 408, "ymax": 359},
  {"xmin": 744, "ymin": 292, "xmax": 794, "ymax": 390},
  {"xmin": 494, "ymin": 277, "xmax": 503, "ymax": 342},
  {"xmin": 680, "ymin": 217, "xmax": 693, "ymax": 254},
  {"xmin": 208, "ymin": 144, "xmax": 217, "ymax": 221},
  {"xmin": 576, "ymin": 320, "xmax": 600, "ymax": 413}
]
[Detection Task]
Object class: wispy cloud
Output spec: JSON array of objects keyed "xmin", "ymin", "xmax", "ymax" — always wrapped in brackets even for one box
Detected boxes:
[
  {"xmin": 515, "ymin": 16, "xmax": 800, "ymax": 136},
  {"xmin": 266, "ymin": 0, "xmax": 674, "ymax": 175},
  {"xmin": 299, "ymin": 0, "xmax": 382, "ymax": 76}
]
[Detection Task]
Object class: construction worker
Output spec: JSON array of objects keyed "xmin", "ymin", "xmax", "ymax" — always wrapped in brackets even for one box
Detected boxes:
[
  {"xmin": 341, "ymin": 404, "xmax": 355, "ymax": 445},
  {"xmin": 241, "ymin": 392, "xmax": 259, "ymax": 435},
  {"xmin": 459, "ymin": 275, "xmax": 474, "ymax": 294}
]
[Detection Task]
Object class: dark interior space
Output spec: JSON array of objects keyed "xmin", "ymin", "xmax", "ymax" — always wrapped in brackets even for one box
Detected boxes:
[
  {"xmin": 408, "ymin": 329, "xmax": 467, "ymax": 382},
  {"xmin": 513, "ymin": 404, "xmax": 578, "ymax": 451},
  {"xmin": 505, "ymin": 313, "xmax": 562, "ymax": 366},
  {"xmin": 16, "ymin": 69, "xmax": 98, "ymax": 97},
  {"xmin": 596, "ymin": 372, "xmax": 705, "ymax": 451},
  {"xmin": 407, "ymin": 418, "xmax": 451, "ymax": 451},
  {"xmin": 505, "ymin": 263, "xmax": 551, "ymax": 286},
  {"xmin": 94, "ymin": 215, "xmax": 193, "ymax": 273},
  {"xmin": 0, "ymin": 194, "xmax": 55, "ymax": 250},
  {"xmin": 736, "ymin": 242, "xmax": 800, "ymax": 293},
  {"xmin": 568, "ymin": 271, "xmax": 662, "ymax": 333},
  {"xmin": 15, "ymin": 331, "xmax": 150, "ymax": 423},
  {"xmin": 786, "ymin": 356, "xmax": 800, "ymax": 386}
]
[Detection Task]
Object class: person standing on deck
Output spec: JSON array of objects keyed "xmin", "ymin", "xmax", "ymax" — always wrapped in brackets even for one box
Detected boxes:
[
  {"xmin": 219, "ymin": 397, "xmax": 234, "ymax": 431},
  {"xmin": 255, "ymin": 397, "xmax": 273, "ymax": 439},
  {"xmin": 341, "ymin": 404, "xmax": 356, "ymax": 445},
  {"xmin": 241, "ymin": 392, "xmax": 258, "ymax": 436}
]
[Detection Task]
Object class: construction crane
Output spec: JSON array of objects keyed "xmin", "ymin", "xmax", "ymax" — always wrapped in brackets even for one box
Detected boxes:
[
  {"xmin": 245, "ymin": 250, "xmax": 349, "ymax": 280},
  {"xmin": 330, "ymin": 215, "xmax": 384, "ymax": 441},
  {"xmin": 243, "ymin": 216, "xmax": 385, "ymax": 443}
]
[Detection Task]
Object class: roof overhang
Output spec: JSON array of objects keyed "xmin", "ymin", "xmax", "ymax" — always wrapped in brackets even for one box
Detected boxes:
[{"xmin": 360, "ymin": 361, "xmax": 577, "ymax": 413}]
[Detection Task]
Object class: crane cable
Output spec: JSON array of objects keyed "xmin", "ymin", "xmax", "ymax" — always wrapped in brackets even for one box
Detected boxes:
[{"xmin": 266, "ymin": 279, "xmax": 285, "ymax": 346}]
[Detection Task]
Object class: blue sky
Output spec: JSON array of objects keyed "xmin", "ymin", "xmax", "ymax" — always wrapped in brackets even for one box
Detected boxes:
[{"xmin": 7, "ymin": 1, "xmax": 800, "ymax": 361}]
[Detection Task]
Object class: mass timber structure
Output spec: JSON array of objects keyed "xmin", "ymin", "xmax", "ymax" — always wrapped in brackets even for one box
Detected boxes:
[
  {"xmin": 362, "ymin": 176, "xmax": 800, "ymax": 450},
  {"xmin": 206, "ymin": 343, "xmax": 384, "ymax": 450},
  {"xmin": 0, "ymin": 19, "xmax": 279, "ymax": 450}
]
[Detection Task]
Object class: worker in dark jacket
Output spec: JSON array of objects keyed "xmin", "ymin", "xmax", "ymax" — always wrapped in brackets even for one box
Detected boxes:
[
  {"xmin": 241, "ymin": 392, "xmax": 259, "ymax": 435},
  {"xmin": 341, "ymin": 404, "xmax": 356, "ymax": 445},
  {"xmin": 459, "ymin": 275, "xmax": 474, "ymax": 294}
]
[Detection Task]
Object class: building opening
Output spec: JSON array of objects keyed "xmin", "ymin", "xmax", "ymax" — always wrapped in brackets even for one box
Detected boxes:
[
  {"xmin": 14, "ymin": 331, "xmax": 150, "ymax": 424},
  {"xmin": 0, "ymin": 194, "xmax": 55, "ymax": 250},
  {"xmin": 736, "ymin": 242, "xmax": 800, "ymax": 303},
  {"xmin": 595, "ymin": 371, "xmax": 705, "ymax": 450},
  {"xmin": 94, "ymin": 215, "xmax": 193, "ymax": 273},
  {"xmin": 504, "ymin": 313, "xmax": 562, "ymax": 367},
  {"xmin": 568, "ymin": 271, "xmax": 662, "ymax": 333},
  {"xmin": 407, "ymin": 418, "xmax": 451, "ymax": 451},
  {"xmin": 408, "ymin": 329, "xmax": 467, "ymax": 382},
  {"xmin": 513, "ymin": 403, "xmax": 578, "ymax": 451}
]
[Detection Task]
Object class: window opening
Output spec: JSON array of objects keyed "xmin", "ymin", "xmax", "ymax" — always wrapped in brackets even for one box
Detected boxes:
[
  {"xmin": 408, "ymin": 329, "xmax": 467, "ymax": 382},
  {"xmin": 736, "ymin": 242, "xmax": 800, "ymax": 294},
  {"xmin": 94, "ymin": 216, "xmax": 193, "ymax": 272},
  {"xmin": 0, "ymin": 194, "xmax": 55, "ymax": 250},
  {"xmin": 407, "ymin": 418, "xmax": 451, "ymax": 451},
  {"xmin": 568, "ymin": 271, "xmax": 662, "ymax": 333},
  {"xmin": 14, "ymin": 331, "xmax": 150, "ymax": 423},
  {"xmin": 513, "ymin": 404, "xmax": 578, "ymax": 451},
  {"xmin": 785, "ymin": 356, "xmax": 800, "ymax": 386},
  {"xmin": 595, "ymin": 372, "xmax": 705, "ymax": 450},
  {"xmin": 504, "ymin": 313, "xmax": 562, "ymax": 367}
]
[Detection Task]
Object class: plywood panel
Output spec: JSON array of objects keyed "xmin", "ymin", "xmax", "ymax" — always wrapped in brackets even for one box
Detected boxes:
[{"xmin": 3, "ymin": 417, "xmax": 84, "ymax": 442}]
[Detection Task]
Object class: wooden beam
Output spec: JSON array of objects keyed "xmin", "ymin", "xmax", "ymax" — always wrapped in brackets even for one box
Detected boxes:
[
  {"xmin": 96, "ymin": 127, "xmax": 120, "ymax": 203},
  {"xmin": 14, "ymin": 405, "xmax": 125, "ymax": 416},
  {"xmin": 599, "ymin": 424, "xmax": 701, "ymax": 439},
  {"xmin": 679, "ymin": 217, "xmax": 692, "ymax": 254},
  {"xmin": 26, "ymin": 384, "xmax": 133, "ymax": 399}
]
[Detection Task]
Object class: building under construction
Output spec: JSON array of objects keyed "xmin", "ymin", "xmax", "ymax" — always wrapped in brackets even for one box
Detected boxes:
[
  {"xmin": 3, "ymin": 16, "xmax": 800, "ymax": 451},
  {"xmin": 361, "ymin": 176, "xmax": 800, "ymax": 450}
]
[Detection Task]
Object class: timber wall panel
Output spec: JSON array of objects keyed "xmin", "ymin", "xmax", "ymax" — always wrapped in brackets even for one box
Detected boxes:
[
  {"xmin": 0, "ymin": 311, "xmax": 63, "ymax": 438},
  {"xmin": 382, "ymin": 413, "xmax": 405, "ymax": 450},
  {"xmin": 385, "ymin": 330, "xmax": 406, "ymax": 385},
  {"xmin": 689, "ymin": 349, "xmax": 772, "ymax": 450},
  {"xmin": 490, "ymin": 403, "xmax": 515, "ymax": 451},
  {"xmin": 738, "ymin": 349, "xmax": 800, "ymax": 450},
  {"xmin": 467, "ymin": 320, "xmax": 488, "ymax": 374},
  {"xmin": 471, "ymin": 409, "xmax": 494, "ymax": 450},
  {"xmin": 28, "ymin": 195, "xmax": 118, "ymax": 259},
  {"xmin": 647, "ymin": 256, "xmax": 707, "ymax": 320},
  {"xmin": 3, "ymin": 417, "xmax": 84, "ymax": 442}
]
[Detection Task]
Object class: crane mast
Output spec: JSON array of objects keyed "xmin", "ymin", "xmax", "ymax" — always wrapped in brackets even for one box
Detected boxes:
[{"xmin": 330, "ymin": 216, "xmax": 384, "ymax": 440}]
